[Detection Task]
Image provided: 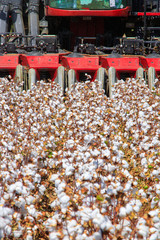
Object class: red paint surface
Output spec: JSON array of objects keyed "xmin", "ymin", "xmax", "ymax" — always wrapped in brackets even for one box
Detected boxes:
[
  {"xmin": 137, "ymin": 12, "xmax": 160, "ymax": 16},
  {"xmin": 45, "ymin": 6, "xmax": 130, "ymax": 17},
  {"xmin": 19, "ymin": 54, "xmax": 60, "ymax": 69},
  {"xmin": 0, "ymin": 54, "xmax": 19, "ymax": 69}
]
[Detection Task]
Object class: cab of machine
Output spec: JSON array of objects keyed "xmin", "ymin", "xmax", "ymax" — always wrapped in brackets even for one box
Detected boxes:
[
  {"xmin": 45, "ymin": 0, "xmax": 130, "ymax": 17},
  {"xmin": 48, "ymin": 0, "xmax": 127, "ymax": 10}
]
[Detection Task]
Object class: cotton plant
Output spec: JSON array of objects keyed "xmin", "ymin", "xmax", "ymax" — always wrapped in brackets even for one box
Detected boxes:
[{"xmin": 0, "ymin": 77, "xmax": 159, "ymax": 239}]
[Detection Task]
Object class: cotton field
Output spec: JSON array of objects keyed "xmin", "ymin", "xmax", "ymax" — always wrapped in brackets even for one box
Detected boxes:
[{"xmin": 0, "ymin": 78, "xmax": 159, "ymax": 240}]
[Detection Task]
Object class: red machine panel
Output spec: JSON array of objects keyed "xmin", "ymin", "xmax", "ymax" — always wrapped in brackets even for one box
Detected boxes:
[
  {"xmin": 145, "ymin": 58, "xmax": 160, "ymax": 72},
  {"xmin": 100, "ymin": 56, "xmax": 144, "ymax": 72},
  {"xmin": 137, "ymin": 12, "xmax": 160, "ymax": 16},
  {"xmin": 62, "ymin": 55, "xmax": 99, "ymax": 71},
  {"xmin": 19, "ymin": 54, "xmax": 60, "ymax": 70},
  {"xmin": 45, "ymin": 6, "xmax": 130, "ymax": 17},
  {"xmin": 0, "ymin": 54, "xmax": 19, "ymax": 70}
]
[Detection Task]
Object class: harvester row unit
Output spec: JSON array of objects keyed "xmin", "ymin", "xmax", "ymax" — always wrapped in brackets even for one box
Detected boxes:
[{"xmin": 0, "ymin": 0, "xmax": 160, "ymax": 96}]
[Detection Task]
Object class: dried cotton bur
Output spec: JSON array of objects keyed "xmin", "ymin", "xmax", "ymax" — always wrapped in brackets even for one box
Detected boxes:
[{"xmin": 0, "ymin": 77, "xmax": 159, "ymax": 240}]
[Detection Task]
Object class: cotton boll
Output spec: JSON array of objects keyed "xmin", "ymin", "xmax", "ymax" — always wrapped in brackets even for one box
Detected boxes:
[
  {"xmin": 27, "ymin": 205, "xmax": 36, "ymax": 217},
  {"xmin": 0, "ymin": 207, "xmax": 13, "ymax": 217},
  {"xmin": 4, "ymin": 225, "xmax": 12, "ymax": 236},
  {"xmin": 76, "ymin": 225, "xmax": 84, "ymax": 235},
  {"xmin": 93, "ymin": 213, "xmax": 105, "ymax": 226},
  {"xmin": 125, "ymin": 204, "xmax": 133, "ymax": 214},
  {"xmin": 84, "ymin": 134, "xmax": 94, "ymax": 143},
  {"xmin": 57, "ymin": 182, "xmax": 66, "ymax": 193},
  {"xmin": 152, "ymin": 216, "xmax": 160, "ymax": 223},
  {"xmin": 104, "ymin": 163, "xmax": 116, "ymax": 173},
  {"xmin": 151, "ymin": 198, "xmax": 159, "ymax": 209},
  {"xmin": 49, "ymin": 232, "xmax": 59, "ymax": 240},
  {"xmin": 148, "ymin": 210, "xmax": 159, "ymax": 217},
  {"xmin": 138, "ymin": 189, "xmax": 147, "ymax": 198},
  {"xmin": 50, "ymin": 199, "xmax": 60, "ymax": 208},
  {"xmin": 65, "ymin": 166, "xmax": 75, "ymax": 176},
  {"xmin": 150, "ymin": 227, "xmax": 158, "ymax": 234},
  {"xmin": 133, "ymin": 205, "xmax": 141, "ymax": 213},
  {"xmin": 138, "ymin": 228, "xmax": 149, "ymax": 239},
  {"xmin": 34, "ymin": 174, "xmax": 41, "ymax": 183},
  {"xmin": 55, "ymin": 178, "xmax": 61, "ymax": 188},
  {"xmin": 102, "ymin": 149, "xmax": 110, "ymax": 158},
  {"xmin": 122, "ymin": 160, "xmax": 129, "ymax": 168},
  {"xmin": 67, "ymin": 219, "xmax": 77, "ymax": 229},
  {"xmin": 151, "ymin": 170, "xmax": 159, "ymax": 177},
  {"xmin": 39, "ymin": 185, "xmax": 46, "ymax": 195},
  {"xmin": 63, "ymin": 236, "xmax": 70, "ymax": 240},
  {"xmin": 15, "ymin": 197, "xmax": 25, "ymax": 209},
  {"xmin": 92, "ymin": 232, "xmax": 102, "ymax": 240},
  {"xmin": 121, "ymin": 227, "xmax": 132, "ymax": 238},
  {"xmin": 149, "ymin": 233, "xmax": 159, "ymax": 240},
  {"xmin": 122, "ymin": 169, "xmax": 132, "ymax": 178},
  {"xmin": 90, "ymin": 208, "xmax": 100, "ymax": 219},
  {"xmin": 59, "ymin": 195, "xmax": 70, "ymax": 206},
  {"xmin": 0, "ymin": 217, "xmax": 7, "ymax": 229},
  {"xmin": 13, "ymin": 230, "xmax": 23, "ymax": 238},
  {"xmin": 141, "ymin": 158, "xmax": 147, "ymax": 166},
  {"xmin": 13, "ymin": 212, "xmax": 21, "ymax": 221},
  {"xmin": 116, "ymin": 224, "xmax": 122, "ymax": 231},
  {"xmin": 124, "ymin": 182, "xmax": 131, "ymax": 192},
  {"xmin": 45, "ymin": 109, "xmax": 51, "ymax": 116},
  {"xmin": 155, "ymin": 184, "xmax": 160, "ymax": 195},
  {"xmin": 154, "ymin": 222, "xmax": 160, "ymax": 231},
  {"xmin": 133, "ymin": 181, "xmax": 138, "ymax": 186},
  {"xmin": 122, "ymin": 143, "xmax": 128, "ymax": 149},
  {"xmin": 84, "ymin": 152, "xmax": 91, "ymax": 160},
  {"xmin": 26, "ymin": 235, "xmax": 33, "ymax": 240},
  {"xmin": 9, "ymin": 181, "xmax": 23, "ymax": 194},
  {"xmin": 50, "ymin": 174, "xmax": 59, "ymax": 182},
  {"xmin": 67, "ymin": 220, "xmax": 78, "ymax": 236},
  {"xmin": 119, "ymin": 207, "xmax": 127, "ymax": 218},
  {"xmin": 26, "ymin": 196, "xmax": 35, "ymax": 205},
  {"xmin": 101, "ymin": 220, "xmax": 115, "ymax": 234},
  {"xmin": 91, "ymin": 149, "xmax": 100, "ymax": 157},
  {"xmin": 82, "ymin": 172, "xmax": 92, "ymax": 181},
  {"xmin": 49, "ymin": 136, "xmax": 55, "ymax": 141},
  {"xmin": 66, "ymin": 139, "xmax": 75, "ymax": 148}
]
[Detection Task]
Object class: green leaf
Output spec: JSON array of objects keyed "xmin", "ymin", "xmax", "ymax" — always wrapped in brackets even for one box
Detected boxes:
[
  {"xmin": 96, "ymin": 195, "xmax": 104, "ymax": 201},
  {"xmin": 154, "ymin": 198, "xmax": 159, "ymax": 201}
]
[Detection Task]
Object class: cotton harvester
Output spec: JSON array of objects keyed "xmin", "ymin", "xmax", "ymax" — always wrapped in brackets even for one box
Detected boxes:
[{"xmin": 0, "ymin": 0, "xmax": 160, "ymax": 96}]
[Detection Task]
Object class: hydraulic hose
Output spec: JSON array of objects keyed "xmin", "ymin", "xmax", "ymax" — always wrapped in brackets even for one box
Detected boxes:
[
  {"xmin": 11, "ymin": 0, "xmax": 25, "ymax": 44},
  {"xmin": 28, "ymin": 0, "xmax": 40, "ymax": 46},
  {"xmin": 0, "ymin": 1, "xmax": 9, "ymax": 44},
  {"xmin": 0, "ymin": 0, "xmax": 25, "ymax": 45}
]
